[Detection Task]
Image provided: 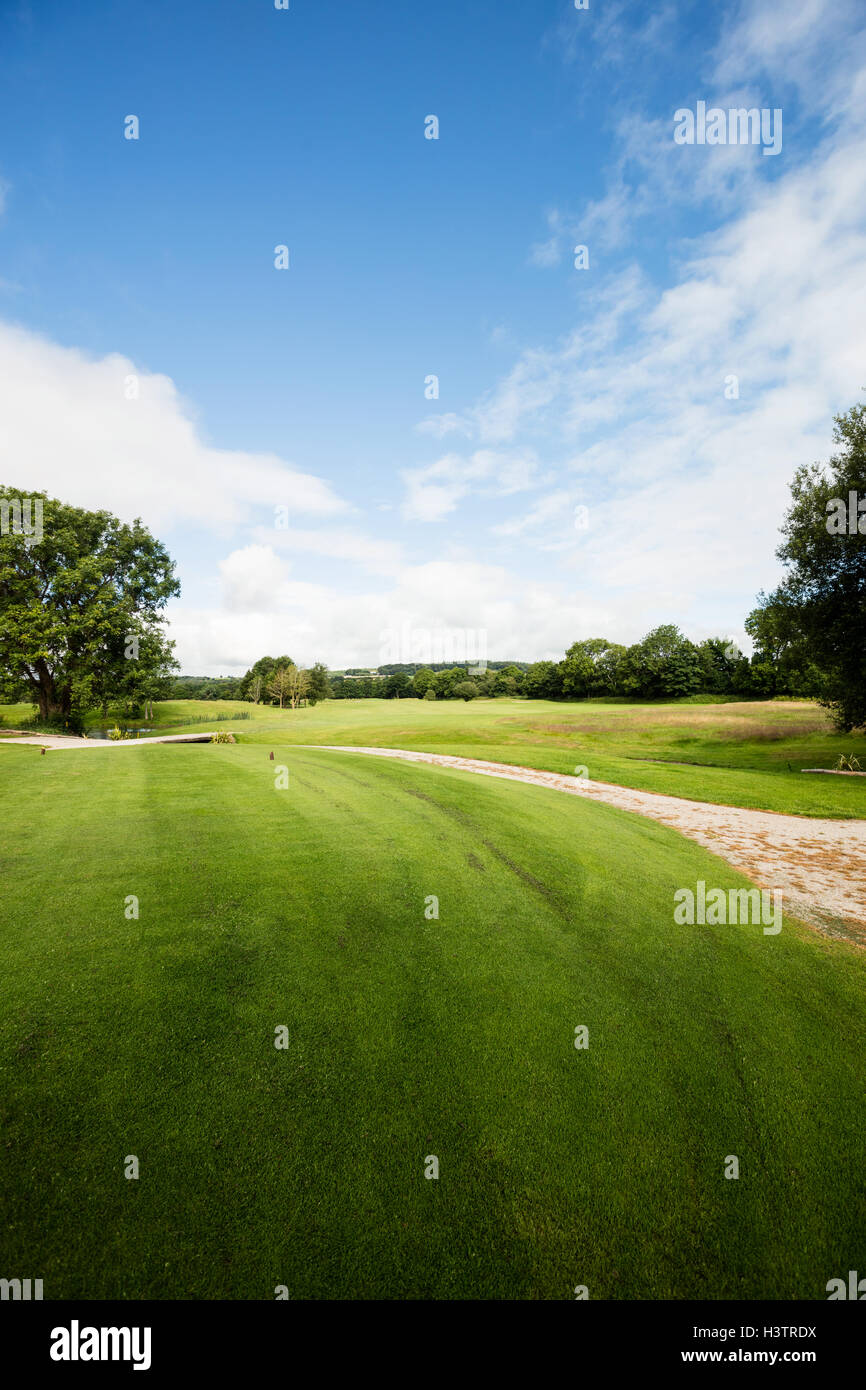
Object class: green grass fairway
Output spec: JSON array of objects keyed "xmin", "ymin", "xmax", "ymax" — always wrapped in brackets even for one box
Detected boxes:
[
  {"xmin": 1, "ymin": 740, "xmax": 863, "ymax": 1299},
  {"xmin": 4, "ymin": 695, "xmax": 866, "ymax": 816},
  {"xmin": 253, "ymin": 696, "xmax": 866, "ymax": 817}
]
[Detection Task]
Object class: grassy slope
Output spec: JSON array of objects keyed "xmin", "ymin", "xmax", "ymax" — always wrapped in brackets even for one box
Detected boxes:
[{"xmin": 0, "ymin": 741, "xmax": 863, "ymax": 1299}]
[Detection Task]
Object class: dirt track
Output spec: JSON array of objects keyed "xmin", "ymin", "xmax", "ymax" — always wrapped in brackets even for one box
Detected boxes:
[{"xmin": 311, "ymin": 746, "xmax": 866, "ymax": 946}]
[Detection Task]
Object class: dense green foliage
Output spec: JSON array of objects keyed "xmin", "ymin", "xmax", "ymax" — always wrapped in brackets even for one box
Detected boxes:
[
  {"xmin": 453, "ymin": 680, "xmax": 480, "ymax": 702},
  {"xmin": 327, "ymin": 626, "xmax": 817, "ymax": 705},
  {"xmin": 747, "ymin": 403, "xmax": 866, "ymax": 731},
  {"xmin": 330, "ymin": 662, "xmax": 529, "ymax": 700},
  {"xmin": 0, "ymin": 487, "xmax": 178, "ymax": 720},
  {"xmin": 167, "ymin": 675, "xmax": 245, "ymax": 701}
]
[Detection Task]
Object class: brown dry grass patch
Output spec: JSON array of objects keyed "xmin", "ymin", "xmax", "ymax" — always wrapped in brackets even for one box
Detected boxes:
[{"xmin": 499, "ymin": 702, "xmax": 830, "ymax": 741}]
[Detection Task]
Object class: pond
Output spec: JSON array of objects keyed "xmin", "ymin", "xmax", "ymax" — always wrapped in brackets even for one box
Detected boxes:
[{"xmin": 86, "ymin": 728, "xmax": 156, "ymax": 740}]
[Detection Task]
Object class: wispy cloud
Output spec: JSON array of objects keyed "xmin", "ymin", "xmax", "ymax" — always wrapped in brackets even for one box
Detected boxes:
[
  {"xmin": 400, "ymin": 449, "xmax": 543, "ymax": 522},
  {"xmin": 488, "ymin": 126, "xmax": 866, "ymax": 634}
]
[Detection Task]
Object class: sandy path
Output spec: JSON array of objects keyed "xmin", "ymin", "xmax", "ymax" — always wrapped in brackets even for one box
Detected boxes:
[
  {"xmin": 310, "ymin": 746, "xmax": 866, "ymax": 946},
  {"xmin": 0, "ymin": 732, "xmax": 219, "ymax": 748}
]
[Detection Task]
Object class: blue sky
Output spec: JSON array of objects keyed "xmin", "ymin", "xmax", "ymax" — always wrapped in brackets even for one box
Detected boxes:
[{"xmin": 1, "ymin": 0, "xmax": 864, "ymax": 672}]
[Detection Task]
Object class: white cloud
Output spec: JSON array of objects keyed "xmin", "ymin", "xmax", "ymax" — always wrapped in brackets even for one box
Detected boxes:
[
  {"xmin": 535, "ymin": 0, "xmax": 866, "ymax": 268},
  {"xmin": 400, "ymin": 463, "xmax": 470, "ymax": 523},
  {"xmin": 0, "ymin": 321, "xmax": 348, "ymax": 533},
  {"xmin": 713, "ymin": 0, "xmax": 866, "ymax": 126},
  {"xmin": 219, "ymin": 545, "xmax": 290, "ymax": 613}
]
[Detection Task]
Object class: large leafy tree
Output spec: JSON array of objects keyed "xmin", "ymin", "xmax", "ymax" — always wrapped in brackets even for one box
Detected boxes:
[
  {"xmin": 306, "ymin": 662, "xmax": 332, "ymax": 705},
  {"xmin": 0, "ymin": 487, "xmax": 179, "ymax": 722},
  {"xmin": 743, "ymin": 604, "xmax": 822, "ymax": 699},
  {"xmin": 746, "ymin": 403, "xmax": 866, "ymax": 730},
  {"xmin": 384, "ymin": 671, "xmax": 412, "ymax": 699},
  {"xmin": 622, "ymin": 625, "xmax": 702, "ymax": 699},
  {"xmin": 560, "ymin": 639, "xmax": 626, "ymax": 698}
]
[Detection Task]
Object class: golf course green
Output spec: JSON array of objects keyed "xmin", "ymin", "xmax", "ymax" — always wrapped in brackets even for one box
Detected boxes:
[{"xmin": 0, "ymin": 708, "xmax": 863, "ymax": 1299}]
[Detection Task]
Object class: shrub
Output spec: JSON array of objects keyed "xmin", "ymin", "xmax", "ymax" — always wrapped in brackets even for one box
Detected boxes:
[
  {"xmin": 19, "ymin": 711, "xmax": 86, "ymax": 736},
  {"xmin": 453, "ymin": 680, "xmax": 480, "ymax": 702},
  {"xmin": 424, "ymin": 688, "xmax": 436, "ymax": 701},
  {"xmin": 211, "ymin": 731, "xmax": 236, "ymax": 744}
]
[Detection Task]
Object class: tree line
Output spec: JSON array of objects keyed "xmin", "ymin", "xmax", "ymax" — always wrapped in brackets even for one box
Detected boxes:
[{"xmin": 324, "ymin": 626, "xmax": 818, "ymax": 704}]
